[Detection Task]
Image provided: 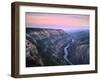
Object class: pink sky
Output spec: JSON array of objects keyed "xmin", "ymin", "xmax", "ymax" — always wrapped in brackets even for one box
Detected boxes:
[{"xmin": 26, "ymin": 13, "xmax": 89, "ymax": 29}]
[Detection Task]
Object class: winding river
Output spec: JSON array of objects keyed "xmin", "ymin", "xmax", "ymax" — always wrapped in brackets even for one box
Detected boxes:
[{"xmin": 64, "ymin": 39, "xmax": 75, "ymax": 65}]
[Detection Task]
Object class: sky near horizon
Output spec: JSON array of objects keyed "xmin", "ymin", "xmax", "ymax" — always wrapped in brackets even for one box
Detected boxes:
[{"xmin": 26, "ymin": 12, "xmax": 89, "ymax": 30}]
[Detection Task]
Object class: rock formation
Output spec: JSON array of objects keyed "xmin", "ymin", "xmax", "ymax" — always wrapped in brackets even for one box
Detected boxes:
[{"xmin": 26, "ymin": 28, "xmax": 89, "ymax": 67}]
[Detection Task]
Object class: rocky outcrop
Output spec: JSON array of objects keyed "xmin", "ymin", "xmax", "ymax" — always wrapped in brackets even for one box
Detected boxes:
[
  {"xmin": 26, "ymin": 28, "xmax": 89, "ymax": 67},
  {"xmin": 26, "ymin": 39, "xmax": 44, "ymax": 67}
]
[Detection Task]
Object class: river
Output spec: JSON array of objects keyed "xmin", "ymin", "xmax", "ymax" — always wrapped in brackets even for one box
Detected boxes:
[{"xmin": 63, "ymin": 39, "xmax": 75, "ymax": 65}]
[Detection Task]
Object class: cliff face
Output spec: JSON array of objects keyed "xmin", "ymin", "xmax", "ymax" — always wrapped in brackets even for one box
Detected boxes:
[{"xmin": 26, "ymin": 28, "xmax": 89, "ymax": 67}]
